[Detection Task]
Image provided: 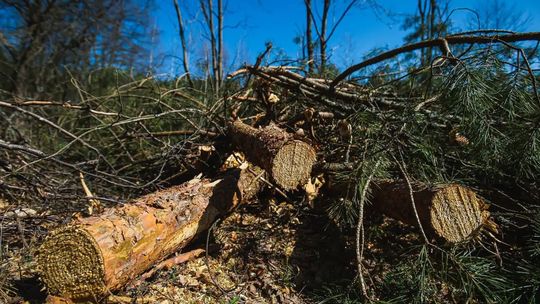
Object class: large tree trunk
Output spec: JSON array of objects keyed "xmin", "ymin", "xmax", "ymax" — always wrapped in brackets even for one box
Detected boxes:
[
  {"xmin": 372, "ymin": 180, "xmax": 492, "ymax": 243},
  {"xmin": 37, "ymin": 166, "xmax": 264, "ymax": 301},
  {"xmin": 229, "ymin": 120, "xmax": 316, "ymax": 190}
]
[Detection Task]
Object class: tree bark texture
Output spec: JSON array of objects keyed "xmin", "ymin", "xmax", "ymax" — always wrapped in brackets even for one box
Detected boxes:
[
  {"xmin": 228, "ymin": 120, "xmax": 316, "ymax": 190},
  {"xmin": 37, "ymin": 166, "xmax": 264, "ymax": 301}
]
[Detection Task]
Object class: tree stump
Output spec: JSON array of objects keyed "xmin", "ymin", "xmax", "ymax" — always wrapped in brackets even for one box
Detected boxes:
[
  {"xmin": 229, "ymin": 120, "xmax": 316, "ymax": 190},
  {"xmin": 37, "ymin": 166, "xmax": 264, "ymax": 302}
]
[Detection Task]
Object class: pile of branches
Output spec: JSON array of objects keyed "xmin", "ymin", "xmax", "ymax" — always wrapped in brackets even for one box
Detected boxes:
[
  {"xmin": 2, "ymin": 31, "xmax": 540, "ymax": 302},
  {"xmin": 224, "ymin": 32, "xmax": 540, "ymax": 302}
]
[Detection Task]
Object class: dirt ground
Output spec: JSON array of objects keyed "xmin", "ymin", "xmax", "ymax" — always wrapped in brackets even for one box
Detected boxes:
[
  {"xmin": 0, "ymin": 190, "xmax": 418, "ymax": 304},
  {"xmin": 1, "ymin": 195, "xmax": 348, "ymax": 303}
]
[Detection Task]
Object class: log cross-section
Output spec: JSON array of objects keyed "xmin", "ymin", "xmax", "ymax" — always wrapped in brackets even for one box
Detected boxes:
[
  {"xmin": 372, "ymin": 181, "xmax": 491, "ymax": 243},
  {"xmin": 229, "ymin": 120, "xmax": 316, "ymax": 190},
  {"xmin": 37, "ymin": 166, "xmax": 264, "ymax": 301},
  {"xmin": 324, "ymin": 173, "xmax": 493, "ymax": 243}
]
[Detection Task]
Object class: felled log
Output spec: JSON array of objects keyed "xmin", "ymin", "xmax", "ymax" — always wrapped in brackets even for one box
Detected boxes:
[
  {"xmin": 323, "ymin": 172, "xmax": 492, "ymax": 243},
  {"xmin": 228, "ymin": 120, "xmax": 316, "ymax": 190},
  {"xmin": 371, "ymin": 180, "xmax": 492, "ymax": 243},
  {"xmin": 37, "ymin": 166, "xmax": 264, "ymax": 301}
]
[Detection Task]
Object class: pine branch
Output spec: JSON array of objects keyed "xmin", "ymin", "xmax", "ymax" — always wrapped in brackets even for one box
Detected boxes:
[{"xmin": 331, "ymin": 32, "xmax": 540, "ymax": 88}]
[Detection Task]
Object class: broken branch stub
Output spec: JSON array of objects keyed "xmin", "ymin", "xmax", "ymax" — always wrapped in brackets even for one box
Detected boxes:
[
  {"xmin": 229, "ymin": 120, "xmax": 316, "ymax": 190},
  {"xmin": 37, "ymin": 166, "xmax": 264, "ymax": 301}
]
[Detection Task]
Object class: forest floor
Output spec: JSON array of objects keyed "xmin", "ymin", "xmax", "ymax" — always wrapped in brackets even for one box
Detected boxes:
[{"xmin": 0, "ymin": 191, "xmax": 420, "ymax": 304}]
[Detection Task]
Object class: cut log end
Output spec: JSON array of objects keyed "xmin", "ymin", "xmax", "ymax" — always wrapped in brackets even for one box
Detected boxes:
[
  {"xmin": 229, "ymin": 120, "xmax": 316, "ymax": 190},
  {"xmin": 37, "ymin": 226, "xmax": 105, "ymax": 300},
  {"xmin": 371, "ymin": 181, "xmax": 492, "ymax": 243},
  {"xmin": 271, "ymin": 140, "xmax": 317, "ymax": 190},
  {"xmin": 430, "ymin": 184, "xmax": 487, "ymax": 243},
  {"xmin": 37, "ymin": 166, "xmax": 265, "ymax": 300}
]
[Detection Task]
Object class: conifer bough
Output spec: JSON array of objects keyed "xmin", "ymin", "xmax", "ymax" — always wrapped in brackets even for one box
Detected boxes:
[
  {"xmin": 229, "ymin": 120, "xmax": 317, "ymax": 190},
  {"xmin": 37, "ymin": 166, "xmax": 264, "ymax": 301},
  {"xmin": 372, "ymin": 181, "xmax": 492, "ymax": 243}
]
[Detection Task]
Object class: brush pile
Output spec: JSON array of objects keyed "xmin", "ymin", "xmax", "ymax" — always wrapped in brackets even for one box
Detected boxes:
[{"xmin": 2, "ymin": 32, "xmax": 540, "ymax": 303}]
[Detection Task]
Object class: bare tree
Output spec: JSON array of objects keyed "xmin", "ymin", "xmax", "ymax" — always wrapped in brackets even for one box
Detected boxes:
[
  {"xmin": 173, "ymin": 0, "xmax": 194, "ymax": 87},
  {"xmin": 217, "ymin": 0, "xmax": 223, "ymax": 86},
  {"xmin": 303, "ymin": 0, "xmax": 362, "ymax": 75},
  {"xmin": 305, "ymin": 0, "xmax": 315, "ymax": 74},
  {"xmin": 199, "ymin": 0, "xmax": 223, "ymax": 93},
  {"xmin": 0, "ymin": 0, "xmax": 153, "ymax": 98},
  {"xmin": 472, "ymin": 0, "xmax": 531, "ymax": 31},
  {"xmin": 402, "ymin": 0, "xmax": 450, "ymax": 66},
  {"xmin": 320, "ymin": 0, "xmax": 330, "ymax": 75}
]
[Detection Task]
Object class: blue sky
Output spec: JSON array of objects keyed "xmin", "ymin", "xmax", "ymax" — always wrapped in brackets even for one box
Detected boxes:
[{"xmin": 151, "ymin": 0, "xmax": 540, "ymax": 75}]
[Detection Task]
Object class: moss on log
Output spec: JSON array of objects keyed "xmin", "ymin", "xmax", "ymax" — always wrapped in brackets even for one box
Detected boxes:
[
  {"xmin": 372, "ymin": 180, "xmax": 491, "ymax": 243},
  {"xmin": 229, "ymin": 120, "xmax": 316, "ymax": 190},
  {"xmin": 37, "ymin": 166, "xmax": 264, "ymax": 301}
]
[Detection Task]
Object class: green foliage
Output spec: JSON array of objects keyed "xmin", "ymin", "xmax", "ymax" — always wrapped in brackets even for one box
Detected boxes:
[
  {"xmin": 434, "ymin": 56, "xmax": 540, "ymax": 183},
  {"xmin": 310, "ymin": 282, "xmax": 364, "ymax": 304},
  {"xmin": 226, "ymin": 296, "xmax": 241, "ymax": 304},
  {"xmin": 507, "ymin": 209, "xmax": 540, "ymax": 303},
  {"xmin": 1, "ymin": 2, "xmax": 539, "ymax": 302},
  {"xmin": 381, "ymin": 245, "xmax": 513, "ymax": 303},
  {"xmin": 326, "ymin": 146, "xmax": 391, "ymax": 227},
  {"xmin": 323, "ymin": 38, "xmax": 540, "ymax": 303}
]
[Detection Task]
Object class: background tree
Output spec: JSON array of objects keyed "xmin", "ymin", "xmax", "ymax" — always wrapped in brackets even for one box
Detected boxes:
[
  {"xmin": 173, "ymin": 0, "xmax": 194, "ymax": 87},
  {"xmin": 402, "ymin": 0, "xmax": 450, "ymax": 66},
  {"xmin": 0, "ymin": 0, "xmax": 154, "ymax": 99},
  {"xmin": 303, "ymin": 0, "xmax": 373, "ymax": 76},
  {"xmin": 198, "ymin": 0, "xmax": 224, "ymax": 94},
  {"xmin": 472, "ymin": 0, "xmax": 532, "ymax": 31},
  {"xmin": 305, "ymin": 0, "xmax": 315, "ymax": 74}
]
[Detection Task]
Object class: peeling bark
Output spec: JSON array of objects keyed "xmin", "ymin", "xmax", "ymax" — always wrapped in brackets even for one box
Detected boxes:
[{"xmin": 37, "ymin": 166, "xmax": 264, "ymax": 301}]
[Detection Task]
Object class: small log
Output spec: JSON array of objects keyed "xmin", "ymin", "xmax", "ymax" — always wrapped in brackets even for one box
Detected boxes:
[
  {"xmin": 323, "ymin": 171, "xmax": 492, "ymax": 242},
  {"xmin": 372, "ymin": 180, "xmax": 491, "ymax": 243},
  {"xmin": 37, "ymin": 166, "xmax": 264, "ymax": 301},
  {"xmin": 229, "ymin": 120, "xmax": 316, "ymax": 190}
]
